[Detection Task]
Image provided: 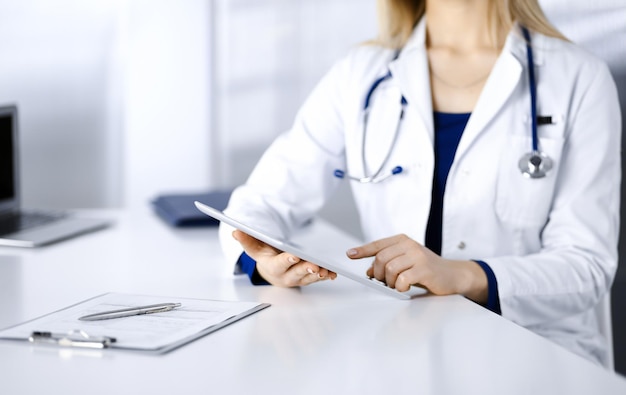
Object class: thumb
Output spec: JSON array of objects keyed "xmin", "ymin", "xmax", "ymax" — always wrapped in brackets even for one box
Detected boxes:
[
  {"xmin": 232, "ymin": 230, "xmax": 269, "ymax": 254},
  {"xmin": 233, "ymin": 230, "xmax": 300, "ymax": 268}
]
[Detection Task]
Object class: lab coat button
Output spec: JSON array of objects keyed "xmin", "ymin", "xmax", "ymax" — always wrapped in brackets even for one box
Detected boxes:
[{"xmin": 457, "ymin": 242, "xmax": 466, "ymax": 250}]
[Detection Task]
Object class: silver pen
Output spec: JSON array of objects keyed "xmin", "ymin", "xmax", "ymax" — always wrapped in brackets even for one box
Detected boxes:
[{"xmin": 78, "ymin": 303, "xmax": 182, "ymax": 321}]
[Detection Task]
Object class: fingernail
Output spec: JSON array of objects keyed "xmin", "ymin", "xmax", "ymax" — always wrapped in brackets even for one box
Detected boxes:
[
  {"xmin": 288, "ymin": 256, "xmax": 297, "ymax": 264},
  {"xmin": 307, "ymin": 268, "xmax": 315, "ymax": 275},
  {"xmin": 347, "ymin": 249, "xmax": 358, "ymax": 257}
]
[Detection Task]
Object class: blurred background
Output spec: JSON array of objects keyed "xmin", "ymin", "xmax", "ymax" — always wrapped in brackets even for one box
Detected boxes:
[
  {"xmin": 0, "ymin": 0, "xmax": 376, "ymax": 212},
  {"xmin": 0, "ymin": 0, "xmax": 624, "ymax": 374}
]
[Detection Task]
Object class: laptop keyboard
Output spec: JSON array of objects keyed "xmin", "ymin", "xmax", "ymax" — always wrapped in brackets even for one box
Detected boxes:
[{"xmin": 0, "ymin": 210, "xmax": 67, "ymax": 237}]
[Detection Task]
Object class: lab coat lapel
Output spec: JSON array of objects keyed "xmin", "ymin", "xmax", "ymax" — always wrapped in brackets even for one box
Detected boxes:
[
  {"xmin": 454, "ymin": 33, "xmax": 524, "ymax": 162},
  {"xmin": 388, "ymin": 19, "xmax": 434, "ymax": 147},
  {"xmin": 387, "ymin": 21, "xmax": 530, "ymax": 169}
]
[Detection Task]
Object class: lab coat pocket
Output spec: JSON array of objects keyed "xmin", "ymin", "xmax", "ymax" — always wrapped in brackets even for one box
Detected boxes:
[{"xmin": 495, "ymin": 135, "xmax": 564, "ymax": 227}]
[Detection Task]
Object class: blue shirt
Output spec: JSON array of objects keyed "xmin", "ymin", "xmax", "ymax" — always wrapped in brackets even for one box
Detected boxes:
[{"xmin": 425, "ymin": 112, "xmax": 469, "ymax": 255}]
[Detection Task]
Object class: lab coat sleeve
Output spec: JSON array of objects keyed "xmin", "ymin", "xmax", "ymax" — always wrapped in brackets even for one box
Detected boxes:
[
  {"xmin": 485, "ymin": 60, "xmax": 621, "ymax": 327},
  {"xmin": 219, "ymin": 52, "xmax": 356, "ymax": 268}
]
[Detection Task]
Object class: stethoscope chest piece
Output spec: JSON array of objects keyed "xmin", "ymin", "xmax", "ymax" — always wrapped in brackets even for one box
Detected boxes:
[{"xmin": 519, "ymin": 151, "xmax": 553, "ymax": 179}]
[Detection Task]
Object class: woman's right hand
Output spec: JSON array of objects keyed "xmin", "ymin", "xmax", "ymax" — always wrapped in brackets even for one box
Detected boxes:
[{"xmin": 233, "ymin": 230, "xmax": 336, "ymax": 287}]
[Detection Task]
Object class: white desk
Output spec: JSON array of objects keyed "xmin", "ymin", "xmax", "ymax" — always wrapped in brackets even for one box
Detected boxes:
[{"xmin": 1, "ymin": 209, "xmax": 625, "ymax": 394}]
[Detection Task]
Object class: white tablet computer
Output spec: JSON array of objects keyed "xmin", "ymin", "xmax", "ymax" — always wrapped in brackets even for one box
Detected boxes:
[{"xmin": 194, "ymin": 201, "xmax": 427, "ymax": 300}]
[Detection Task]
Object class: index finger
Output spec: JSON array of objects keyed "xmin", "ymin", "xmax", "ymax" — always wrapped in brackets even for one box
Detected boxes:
[{"xmin": 346, "ymin": 235, "xmax": 399, "ymax": 259}]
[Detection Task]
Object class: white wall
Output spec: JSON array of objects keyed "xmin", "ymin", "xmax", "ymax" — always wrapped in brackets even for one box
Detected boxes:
[
  {"xmin": 0, "ymin": 0, "xmax": 376, "ymax": 215},
  {"xmin": 540, "ymin": 1, "xmax": 626, "ymax": 83},
  {"xmin": 123, "ymin": 0, "xmax": 213, "ymax": 208},
  {"xmin": 211, "ymin": 0, "xmax": 377, "ymax": 187},
  {"xmin": 123, "ymin": 0, "xmax": 376, "ymax": 211},
  {"xmin": 0, "ymin": 0, "xmax": 124, "ymax": 209},
  {"xmin": 0, "ymin": 0, "xmax": 215, "ymax": 210}
]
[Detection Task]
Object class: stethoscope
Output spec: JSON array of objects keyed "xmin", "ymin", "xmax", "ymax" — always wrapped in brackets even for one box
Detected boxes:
[
  {"xmin": 333, "ymin": 70, "xmax": 407, "ymax": 183},
  {"xmin": 334, "ymin": 26, "xmax": 552, "ymax": 183},
  {"xmin": 517, "ymin": 27, "xmax": 553, "ymax": 179}
]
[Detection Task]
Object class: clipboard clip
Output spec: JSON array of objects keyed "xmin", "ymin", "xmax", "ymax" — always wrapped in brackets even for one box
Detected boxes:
[{"xmin": 29, "ymin": 330, "xmax": 117, "ymax": 349}]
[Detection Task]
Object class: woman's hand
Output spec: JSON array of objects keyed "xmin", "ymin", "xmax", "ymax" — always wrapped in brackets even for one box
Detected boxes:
[
  {"xmin": 233, "ymin": 230, "xmax": 337, "ymax": 287},
  {"xmin": 346, "ymin": 234, "xmax": 488, "ymax": 303}
]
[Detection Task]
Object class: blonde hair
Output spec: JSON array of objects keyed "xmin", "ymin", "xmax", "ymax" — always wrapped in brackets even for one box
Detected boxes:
[{"xmin": 375, "ymin": 0, "xmax": 567, "ymax": 48}]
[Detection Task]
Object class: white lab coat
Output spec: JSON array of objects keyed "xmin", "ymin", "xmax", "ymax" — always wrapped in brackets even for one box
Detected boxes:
[{"xmin": 219, "ymin": 19, "xmax": 621, "ymax": 366}]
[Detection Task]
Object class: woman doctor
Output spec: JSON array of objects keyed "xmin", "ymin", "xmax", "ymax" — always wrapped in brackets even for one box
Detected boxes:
[{"xmin": 219, "ymin": 0, "xmax": 621, "ymax": 366}]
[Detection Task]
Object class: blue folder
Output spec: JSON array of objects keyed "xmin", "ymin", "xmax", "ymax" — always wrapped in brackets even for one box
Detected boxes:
[{"xmin": 151, "ymin": 190, "xmax": 232, "ymax": 227}]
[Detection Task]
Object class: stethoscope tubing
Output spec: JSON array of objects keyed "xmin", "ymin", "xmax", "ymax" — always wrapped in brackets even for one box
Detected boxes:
[{"xmin": 522, "ymin": 27, "xmax": 539, "ymax": 152}]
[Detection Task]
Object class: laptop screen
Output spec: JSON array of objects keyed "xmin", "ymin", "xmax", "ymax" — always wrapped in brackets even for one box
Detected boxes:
[{"xmin": 0, "ymin": 107, "xmax": 16, "ymax": 205}]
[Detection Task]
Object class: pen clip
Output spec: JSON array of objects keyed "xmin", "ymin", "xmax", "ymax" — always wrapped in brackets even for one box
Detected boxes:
[{"xmin": 29, "ymin": 329, "xmax": 117, "ymax": 349}]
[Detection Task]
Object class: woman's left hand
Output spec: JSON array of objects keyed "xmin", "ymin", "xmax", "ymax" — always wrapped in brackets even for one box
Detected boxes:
[{"xmin": 346, "ymin": 234, "xmax": 488, "ymax": 303}]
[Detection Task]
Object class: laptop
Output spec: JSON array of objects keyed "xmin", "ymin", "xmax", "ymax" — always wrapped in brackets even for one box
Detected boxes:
[
  {"xmin": 194, "ymin": 201, "xmax": 428, "ymax": 300},
  {"xmin": 0, "ymin": 104, "xmax": 111, "ymax": 247}
]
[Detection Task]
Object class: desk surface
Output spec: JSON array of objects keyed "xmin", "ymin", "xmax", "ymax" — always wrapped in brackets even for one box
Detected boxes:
[{"xmin": 1, "ymin": 209, "xmax": 625, "ymax": 395}]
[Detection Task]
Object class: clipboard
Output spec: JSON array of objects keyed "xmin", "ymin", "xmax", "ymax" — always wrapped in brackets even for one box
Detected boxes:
[
  {"xmin": 0, "ymin": 293, "xmax": 270, "ymax": 354},
  {"xmin": 194, "ymin": 201, "xmax": 428, "ymax": 300}
]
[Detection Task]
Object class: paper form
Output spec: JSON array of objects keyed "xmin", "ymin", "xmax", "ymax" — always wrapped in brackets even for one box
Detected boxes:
[{"xmin": 0, "ymin": 293, "xmax": 268, "ymax": 352}]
